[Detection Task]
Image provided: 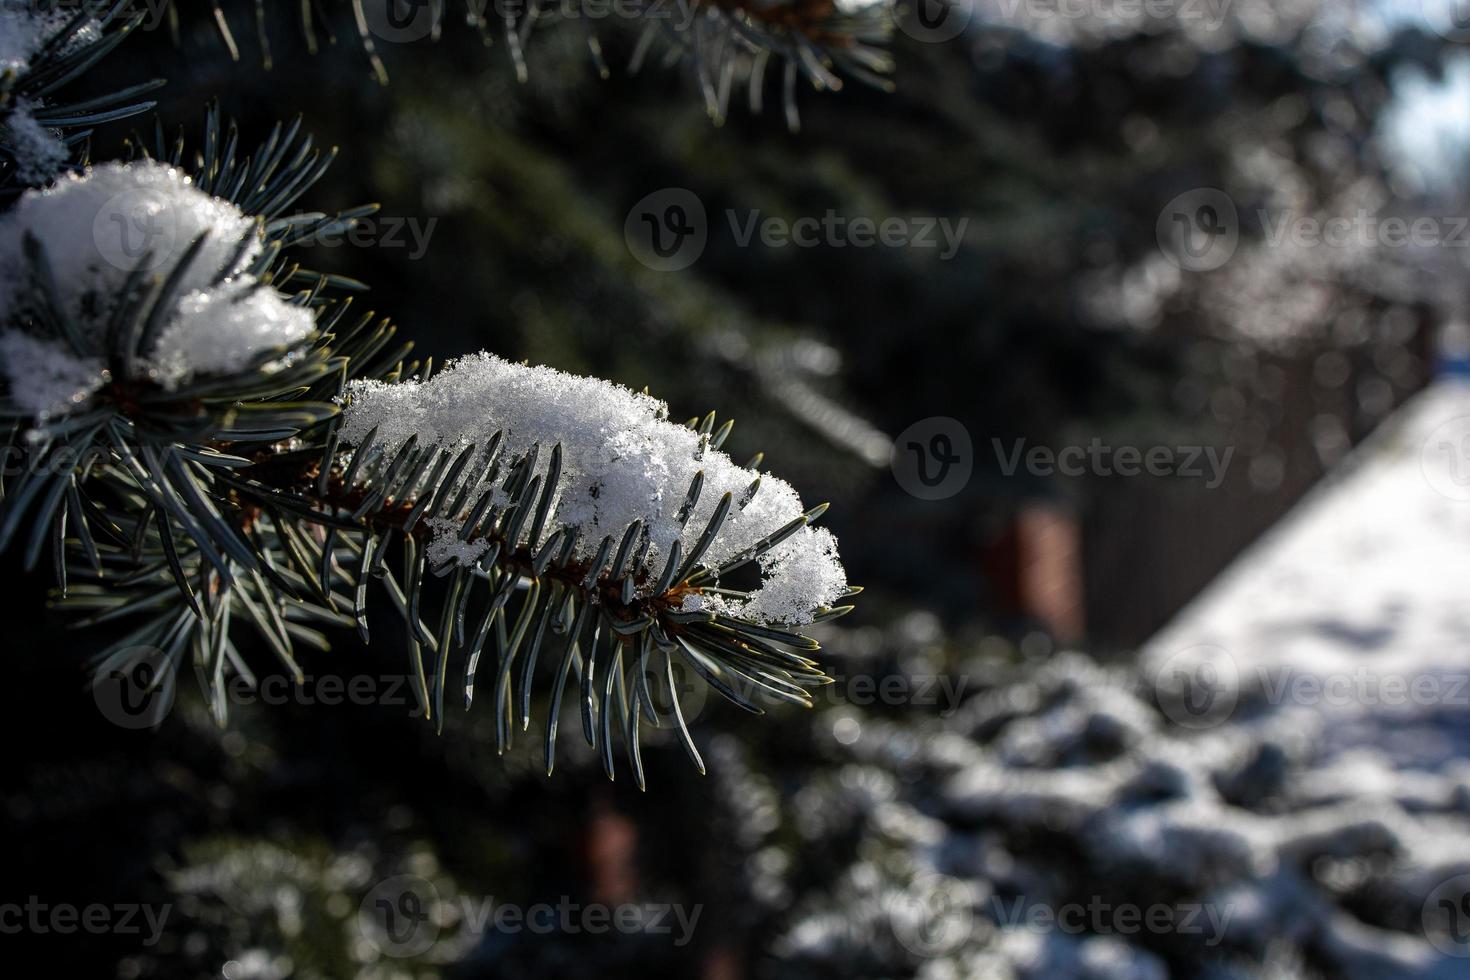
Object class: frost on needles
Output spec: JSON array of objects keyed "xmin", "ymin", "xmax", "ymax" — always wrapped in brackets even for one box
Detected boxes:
[
  {"xmin": 0, "ymin": 4, "xmax": 103, "ymax": 184},
  {"xmin": 339, "ymin": 353, "xmax": 849, "ymax": 625},
  {"xmin": 0, "ymin": 13, "xmax": 861, "ymax": 782},
  {"xmin": 0, "ymin": 160, "xmax": 315, "ymax": 416}
]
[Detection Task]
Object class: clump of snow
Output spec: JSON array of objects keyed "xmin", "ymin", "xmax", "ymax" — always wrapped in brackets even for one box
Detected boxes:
[
  {"xmin": 685, "ymin": 525, "xmax": 849, "ymax": 625},
  {"xmin": 0, "ymin": 5, "xmax": 104, "ymax": 184},
  {"xmin": 0, "ymin": 4, "xmax": 100, "ymax": 74},
  {"xmin": 0, "ymin": 161, "xmax": 261, "ymax": 327},
  {"xmin": 0, "ymin": 161, "xmax": 315, "ymax": 414},
  {"xmin": 0, "ymin": 330, "xmax": 105, "ymax": 417},
  {"xmin": 423, "ymin": 515, "xmax": 492, "ymax": 568},
  {"xmin": 2, "ymin": 101, "xmax": 67, "ymax": 184},
  {"xmin": 743, "ymin": 526, "xmax": 847, "ymax": 623},
  {"xmin": 337, "ymin": 352, "xmax": 848, "ymax": 624},
  {"xmin": 149, "ymin": 280, "xmax": 314, "ymax": 390}
]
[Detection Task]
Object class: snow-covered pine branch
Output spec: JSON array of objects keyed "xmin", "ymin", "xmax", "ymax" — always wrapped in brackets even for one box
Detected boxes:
[
  {"xmin": 1, "ymin": 3, "xmax": 161, "ymax": 188},
  {"xmin": 0, "ymin": 160, "xmax": 314, "ymax": 417},
  {"xmin": 338, "ymin": 352, "xmax": 849, "ymax": 625},
  {"xmin": 0, "ymin": 104, "xmax": 856, "ymax": 785},
  {"xmin": 136, "ymin": 0, "xmax": 897, "ymax": 131},
  {"xmin": 0, "ymin": 3, "xmax": 99, "ymax": 182}
]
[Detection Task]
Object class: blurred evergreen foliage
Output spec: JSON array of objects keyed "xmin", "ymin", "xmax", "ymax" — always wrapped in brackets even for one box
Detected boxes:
[{"xmin": 5, "ymin": 3, "xmax": 1466, "ymax": 976}]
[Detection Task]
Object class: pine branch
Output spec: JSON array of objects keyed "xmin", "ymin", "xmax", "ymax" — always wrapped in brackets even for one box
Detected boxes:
[
  {"xmin": 0, "ymin": 111, "xmax": 857, "ymax": 787},
  {"xmin": 1, "ymin": 2, "xmax": 164, "ymax": 189},
  {"xmin": 32, "ymin": 363, "xmax": 856, "ymax": 785},
  {"xmin": 161, "ymin": 0, "xmax": 896, "ymax": 129}
]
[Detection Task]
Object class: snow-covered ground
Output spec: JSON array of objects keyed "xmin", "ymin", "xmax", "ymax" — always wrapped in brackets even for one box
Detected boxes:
[
  {"xmin": 763, "ymin": 384, "xmax": 1470, "ymax": 978},
  {"xmin": 1143, "ymin": 381, "xmax": 1470, "ymax": 776}
]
